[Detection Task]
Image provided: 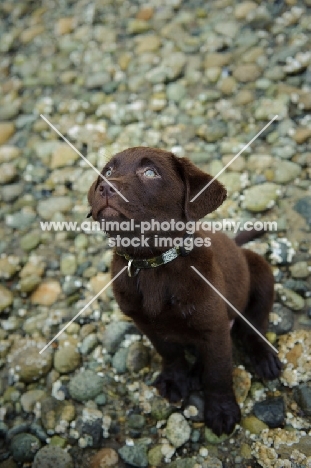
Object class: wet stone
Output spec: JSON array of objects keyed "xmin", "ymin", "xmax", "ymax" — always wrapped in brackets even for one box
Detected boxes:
[
  {"xmin": 102, "ymin": 321, "xmax": 138, "ymax": 354},
  {"xmin": 68, "ymin": 369, "xmax": 104, "ymax": 401},
  {"xmin": 166, "ymin": 413, "xmax": 191, "ymax": 448},
  {"xmin": 53, "ymin": 345, "xmax": 81, "ymax": 374},
  {"xmin": 253, "ymin": 397, "xmax": 285, "ymax": 428},
  {"xmin": 294, "ymin": 196, "xmax": 311, "ymax": 226},
  {"xmin": 118, "ymin": 443, "xmax": 148, "ymax": 467},
  {"xmin": 126, "ymin": 342, "xmax": 150, "ymax": 373},
  {"xmin": 293, "ymin": 383, "xmax": 311, "ymax": 416},
  {"xmin": 33, "ymin": 446, "xmax": 74, "ymax": 468},
  {"xmin": 269, "ymin": 305, "xmax": 294, "ymax": 335},
  {"xmin": 10, "ymin": 433, "xmax": 41, "ymax": 463},
  {"xmin": 241, "ymin": 415, "xmax": 269, "ymax": 434}
]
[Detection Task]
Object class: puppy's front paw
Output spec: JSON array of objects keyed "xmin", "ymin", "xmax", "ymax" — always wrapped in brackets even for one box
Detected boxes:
[
  {"xmin": 204, "ymin": 393, "xmax": 241, "ymax": 436},
  {"xmin": 154, "ymin": 368, "xmax": 189, "ymax": 403},
  {"xmin": 251, "ymin": 350, "xmax": 282, "ymax": 381}
]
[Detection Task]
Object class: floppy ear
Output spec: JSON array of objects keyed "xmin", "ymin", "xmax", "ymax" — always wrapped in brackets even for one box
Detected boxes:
[{"xmin": 175, "ymin": 157, "xmax": 227, "ymax": 221}]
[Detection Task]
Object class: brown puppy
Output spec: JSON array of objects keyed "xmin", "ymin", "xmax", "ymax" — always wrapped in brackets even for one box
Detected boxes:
[{"xmin": 88, "ymin": 147, "xmax": 282, "ymax": 435}]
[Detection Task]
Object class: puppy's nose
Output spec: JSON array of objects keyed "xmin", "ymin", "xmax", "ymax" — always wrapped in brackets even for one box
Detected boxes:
[{"xmin": 98, "ymin": 180, "xmax": 118, "ymax": 197}]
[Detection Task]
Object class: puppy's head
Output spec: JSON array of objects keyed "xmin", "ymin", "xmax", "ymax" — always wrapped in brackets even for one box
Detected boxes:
[{"xmin": 88, "ymin": 147, "xmax": 226, "ymax": 230}]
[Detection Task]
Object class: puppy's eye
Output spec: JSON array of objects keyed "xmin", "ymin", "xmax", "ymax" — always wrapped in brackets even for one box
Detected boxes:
[
  {"xmin": 105, "ymin": 168, "xmax": 112, "ymax": 177},
  {"xmin": 144, "ymin": 168, "xmax": 157, "ymax": 178}
]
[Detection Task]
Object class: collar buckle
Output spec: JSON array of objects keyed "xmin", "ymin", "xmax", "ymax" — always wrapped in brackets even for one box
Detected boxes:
[{"xmin": 127, "ymin": 259, "xmax": 140, "ymax": 277}]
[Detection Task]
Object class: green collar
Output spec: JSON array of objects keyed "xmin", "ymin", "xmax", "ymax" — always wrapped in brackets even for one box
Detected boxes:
[{"xmin": 116, "ymin": 234, "xmax": 194, "ymax": 277}]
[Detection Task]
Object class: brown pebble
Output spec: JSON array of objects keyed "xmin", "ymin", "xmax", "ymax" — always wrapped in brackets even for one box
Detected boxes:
[
  {"xmin": 136, "ymin": 7, "xmax": 154, "ymax": 20},
  {"xmin": 0, "ymin": 123, "xmax": 15, "ymax": 145},
  {"xmin": 31, "ymin": 280, "xmax": 61, "ymax": 306},
  {"xmin": 55, "ymin": 17, "xmax": 76, "ymax": 36},
  {"xmin": 233, "ymin": 64, "xmax": 261, "ymax": 82},
  {"xmin": 90, "ymin": 448, "xmax": 119, "ymax": 468},
  {"xmin": 293, "ymin": 127, "xmax": 311, "ymax": 144}
]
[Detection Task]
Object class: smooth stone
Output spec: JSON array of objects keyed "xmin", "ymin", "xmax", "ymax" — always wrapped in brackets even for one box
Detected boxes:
[
  {"xmin": 102, "ymin": 321, "xmax": 137, "ymax": 354},
  {"xmin": 21, "ymin": 390, "xmax": 47, "ymax": 412},
  {"xmin": 69, "ymin": 370, "xmax": 104, "ymax": 401},
  {"xmin": 290, "ymin": 261, "xmax": 310, "ymax": 279},
  {"xmin": 294, "ymin": 196, "xmax": 311, "ymax": 226},
  {"xmin": 243, "ymin": 183, "xmax": 280, "ymax": 212},
  {"xmin": 166, "ymin": 82, "xmax": 187, "ymax": 102},
  {"xmin": 270, "ymin": 160, "xmax": 301, "ymax": 184},
  {"xmin": 196, "ymin": 121, "xmax": 228, "ymax": 142},
  {"xmin": 10, "ymin": 341, "xmax": 53, "ymax": 383},
  {"xmin": 253, "ymin": 397, "xmax": 285, "ymax": 428},
  {"xmin": 49, "ymin": 436, "xmax": 66, "ymax": 448},
  {"xmin": 241, "ymin": 415, "xmax": 268, "ymax": 434},
  {"xmin": 126, "ymin": 342, "xmax": 150, "ymax": 373},
  {"xmin": 136, "ymin": 35, "xmax": 161, "ymax": 53},
  {"xmin": 80, "ymin": 333, "xmax": 99, "ymax": 355},
  {"xmin": 31, "ymin": 280, "xmax": 61, "ymax": 306},
  {"xmin": 293, "ymin": 127, "xmax": 311, "ymax": 144},
  {"xmin": 33, "ymin": 446, "xmax": 74, "ymax": 468},
  {"xmin": 0, "ymin": 146, "xmax": 21, "ymax": 162},
  {"xmin": 34, "ymin": 141, "xmax": 62, "ymax": 162},
  {"xmin": 85, "ymin": 72, "xmax": 111, "ymax": 90},
  {"xmin": 0, "ymin": 122, "xmax": 15, "ymax": 144},
  {"xmin": 204, "ymin": 427, "xmax": 231, "ymax": 444},
  {"xmin": 118, "ymin": 444, "xmax": 148, "ymax": 467},
  {"xmin": 269, "ymin": 305, "xmax": 294, "ymax": 335},
  {"xmin": 54, "ymin": 345, "xmax": 81, "ymax": 374},
  {"xmin": 112, "ymin": 347, "xmax": 128, "ymax": 374},
  {"xmin": 233, "ymin": 64, "xmax": 261, "ymax": 82},
  {"xmin": 90, "ymin": 448, "xmax": 119, "ymax": 468},
  {"xmin": 218, "ymin": 172, "xmax": 242, "ymax": 194},
  {"xmin": 50, "ymin": 143, "xmax": 79, "ymax": 168},
  {"xmin": 293, "ymin": 383, "xmax": 311, "ymax": 416},
  {"xmin": 37, "ymin": 196, "xmax": 73, "ymax": 219},
  {"xmin": 6, "ymin": 211, "xmax": 36, "ymax": 229},
  {"xmin": 54, "ymin": 17, "xmax": 76, "ymax": 35},
  {"xmin": 128, "ymin": 414, "xmax": 146, "ymax": 430},
  {"xmin": 166, "ymin": 413, "xmax": 191, "ymax": 448},
  {"xmin": 167, "ymin": 459, "xmax": 197, "ymax": 468},
  {"xmin": 127, "ymin": 19, "xmax": 151, "ymax": 34},
  {"xmin": 0, "ymin": 257, "xmax": 18, "ymax": 279},
  {"xmin": 0, "ymin": 285, "xmax": 13, "ymax": 312},
  {"xmin": 0, "ymin": 163, "xmax": 17, "ymax": 184},
  {"xmin": 147, "ymin": 445, "xmax": 163, "ymax": 467},
  {"xmin": 10, "ymin": 433, "xmax": 41, "ymax": 463},
  {"xmin": 60, "ymin": 254, "xmax": 77, "ymax": 276},
  {"xmin": 254, "ymin": 98, "xmax": 288, "ymax": 120},
  {"xmin": 20, "ymin": 231, "xmax": 41, "ymax": 251},
  {"xmin": 234, "ymin": 1, "xmax": 257, "ymax": 19},
  {"xmin": 278, "ymin": 288, "xmax": 305, "ymax": 311},
  {"xmin": 20, "ymin": 25, "xmax": 44, "ymax": 43},
  {"xmin": 0, "ymin": 182, "xmax": 24, "ymax": 203}
]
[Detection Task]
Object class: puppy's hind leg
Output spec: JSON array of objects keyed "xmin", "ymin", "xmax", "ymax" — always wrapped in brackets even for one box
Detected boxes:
[{"xmin": 232, "ymin": 249, "xmax": 282, "ymax": 380}]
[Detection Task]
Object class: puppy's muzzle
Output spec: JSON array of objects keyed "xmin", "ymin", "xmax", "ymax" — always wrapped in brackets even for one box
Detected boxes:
[{"xmin": 98, "ymin": 180, "xmax": 119, "ymax": 198}]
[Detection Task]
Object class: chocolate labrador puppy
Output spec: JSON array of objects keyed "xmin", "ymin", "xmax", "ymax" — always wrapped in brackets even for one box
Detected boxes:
[{"xmin": 88, "ymin": 147, "xmax": 282, "ymax": 435}]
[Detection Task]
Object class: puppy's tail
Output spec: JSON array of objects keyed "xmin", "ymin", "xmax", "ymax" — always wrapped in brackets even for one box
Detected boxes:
[{"xmin": 234, "ymin": 228, "xmax": 266, "ymax": 246}]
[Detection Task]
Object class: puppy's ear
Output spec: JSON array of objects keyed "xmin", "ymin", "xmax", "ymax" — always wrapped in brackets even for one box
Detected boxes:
[{"xmin": 175, "ymin": 157, "xmax": 227, "ymax": 220}]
